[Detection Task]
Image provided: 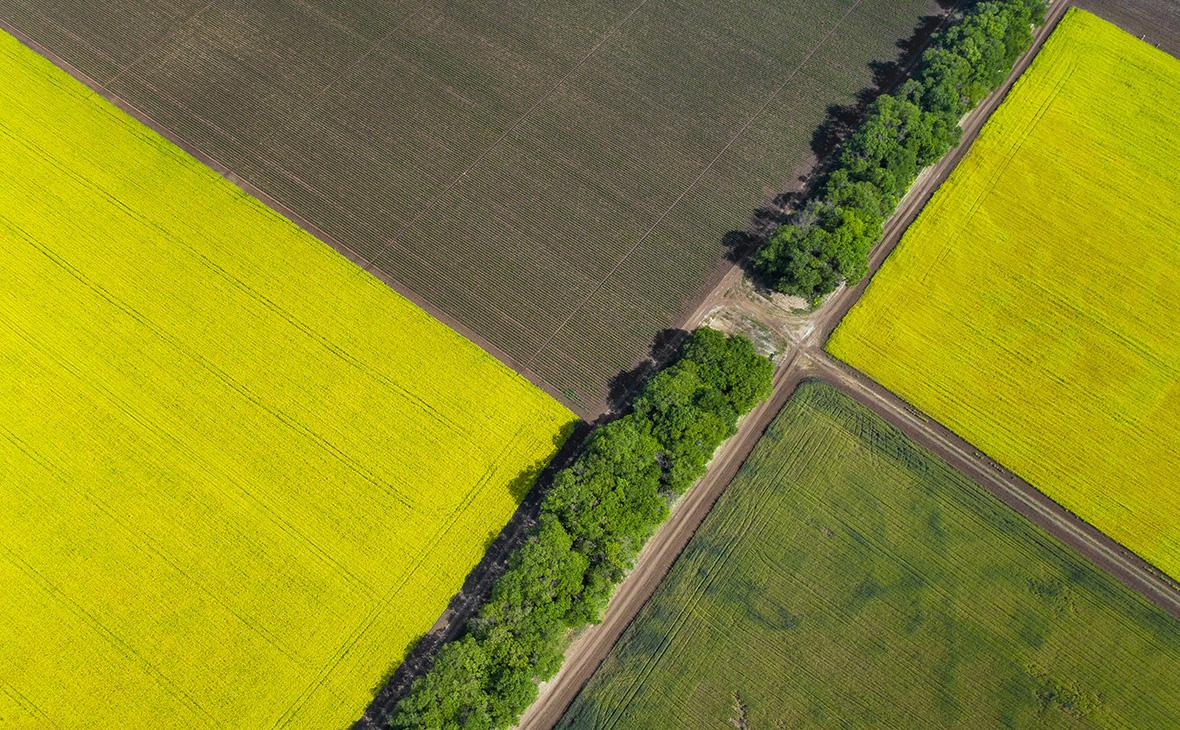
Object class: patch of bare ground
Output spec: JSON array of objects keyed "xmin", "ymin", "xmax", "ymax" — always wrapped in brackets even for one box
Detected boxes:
[
  {"xmin": 518, "ymin": 3, "xmax": 1178, "ymax": 726},
  {"xmin": 729, "ymin": 692, "xmax": 750, "ymax": 730},
  {"xmin": 1076, "ymin": 0, "xmax": 1180, "ymax": 58}
]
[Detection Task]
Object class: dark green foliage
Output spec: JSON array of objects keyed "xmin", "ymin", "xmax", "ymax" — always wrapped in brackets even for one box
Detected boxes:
[
  {"xmin": 392, "ymin": 637, "xmax": 494, "ymax": 730},
  {"xmin": 390, "ymin": 329, "xmax": 774, "ymax": 729},
  {"xmin": 559, "ymin": 383, "xmax": 1180, "ymax": 729},
  {"xmin": 675, "ymin": 328, "xmax": 775, "ymax": 414},
  {"xmin": 754, "ymin": 0, "xmax": 1047, "ymax": 302},
  {"xmin": 914, "ymin": 0, "xmax": 1044, "ymax": 115}
]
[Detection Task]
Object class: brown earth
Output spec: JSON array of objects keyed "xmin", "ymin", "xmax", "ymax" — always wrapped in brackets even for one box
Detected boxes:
[
  {"xmin": 1076, "ymin": 0, "xmax": 1180, "ymax": 57},
  {"xmin": 0, "ymin": 0, "xmax": 952, "ymax": 417},
  {"xmin": 518, "ymin": 2, "xmax": 1180, "ymax": 726}
]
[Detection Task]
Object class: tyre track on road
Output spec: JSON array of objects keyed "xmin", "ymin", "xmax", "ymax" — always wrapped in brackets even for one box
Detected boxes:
[
  {"xmin": 514, "ymin": 3, "xmax": 1180, "ymax": 726},
  {"xmin": 809, "ymin": 352, "xmax": 1180, "ymax": 621}
]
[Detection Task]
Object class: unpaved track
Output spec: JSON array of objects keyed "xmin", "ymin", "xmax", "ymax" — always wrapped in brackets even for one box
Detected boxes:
[
  {"xmin": 517, "ymin": 354, "xmax": 808, "ymax": 730},
  {"xmin": 810, "ymin": 353, "xmax": 1180, "ymax": 621},
  {"xmin": 514, "ymin": 2, "xmax": 1179, "ymax": 726}
]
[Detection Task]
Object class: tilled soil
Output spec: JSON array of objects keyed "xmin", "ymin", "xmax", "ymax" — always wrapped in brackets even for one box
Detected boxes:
[{"xmin": 1077, "ymin": 0, "xmax": 1180, "ymax": 57}]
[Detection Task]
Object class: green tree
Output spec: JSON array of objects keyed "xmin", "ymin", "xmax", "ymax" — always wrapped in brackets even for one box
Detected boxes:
[
  {"xmin": 755, "ymin": 0, "xmax": 1045, "ymax": 302},
  {"xmin": 391, "ymin": 330, "xmax": 773, "ymax": 729}
]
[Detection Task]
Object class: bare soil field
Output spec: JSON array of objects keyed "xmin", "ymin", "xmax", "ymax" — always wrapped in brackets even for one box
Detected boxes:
[
  {"xmin": 0, "ymin": 0, "xmax": 947, "ymax": 415},
  {"xmin": 1077, "ymin": 0, "xmax": 1180, "ymax": 56}
]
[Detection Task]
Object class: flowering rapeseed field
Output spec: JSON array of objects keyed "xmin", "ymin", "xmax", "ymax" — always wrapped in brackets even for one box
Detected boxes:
[
  {"xmin": 831, "ymin": 11, "xmax": 1180, "ymax": 579},
  {"xmin": 0, "ymin": 30, "xmax": 574, "ymax": 728}
]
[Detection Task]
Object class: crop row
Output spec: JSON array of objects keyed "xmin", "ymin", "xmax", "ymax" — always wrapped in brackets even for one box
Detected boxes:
[
  {"xmin": 561, "ymin": 383, "xmax": 1180, "ymax": 728},
  {"xmin": 755, "ymin": 0, "xmax": 1048, "ymax": 302}
]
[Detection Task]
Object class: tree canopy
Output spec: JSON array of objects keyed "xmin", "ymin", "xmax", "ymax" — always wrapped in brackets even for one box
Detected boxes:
[
  {"xmin": 392, "ymin": 329, "xmax": 774, "ymax": 729},
  {"xmin": 754, "ymin": 0, "xmax": 1046, "ymax": 302}
]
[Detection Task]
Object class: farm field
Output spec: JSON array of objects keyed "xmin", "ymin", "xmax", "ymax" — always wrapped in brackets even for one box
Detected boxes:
[
  {"xmin": 0, "ymin": 30, "xmax": 574, "ymax": 729},
  {"xmin": 0, "ymin": 0, "xmax": 947, "ymax": 413},
  {"xmin": 829, "ymin": 10, "xmax": 1180, "ymax": 579},
  {"xmin": 559, "ymin": 383, "xmax": 1180, "ymax": 728},
  {"xmin": 1078, "ymin": 0, "xmax": 1180, "ymax": 57}
]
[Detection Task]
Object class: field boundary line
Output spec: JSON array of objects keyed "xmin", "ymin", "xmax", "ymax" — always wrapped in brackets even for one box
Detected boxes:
[
  {"xmin": 811, "ymin": 353, "xmax": 1180, "ymax": 619},
  {"xmin": 516, "ymin": 357, "xmax": 807, "ymax": 729},
  {"xmin": 523, "ymin": 0, "xmax": 868, "ymax": 368},
  {"xmin": 275, "ymin": 402, "xmax": 560, "ymax": 727},
  {"xmin": 271, "ymin": 439, "xmax": 524, "ymax": 728},
  {"xmin": 921, "ymin": 57, "xmax": 1075, "ymax": 285},
  {"xmin": 0, "ymin": 15, "xmax": 590, "ymax": 418},
  {"xmin": 517, "ymin": 7, "xmax": 1160, "ymax": 726}
]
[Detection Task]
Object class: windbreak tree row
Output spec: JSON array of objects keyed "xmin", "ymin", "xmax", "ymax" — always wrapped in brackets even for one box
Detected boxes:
[
  {"xmin": 754, "ymin": 0, "xmax": 1048, "ymax": 303},
  {"xmin": 391, "ymin": 329, "xmax": 775, "ymax": 729}
]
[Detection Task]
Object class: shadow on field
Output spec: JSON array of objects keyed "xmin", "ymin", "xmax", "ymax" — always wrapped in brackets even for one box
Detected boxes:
[
  {"xmin": 604, "ymin": 328, "xmax": 688, "ymax": 418},
  {"xmin": 583, "ymin": 3, "xmax": 968, "ymax": 434},
  {"xmin": 810, "ymin": 1, "xmax": 960, "ymax": 161},
  {"xmin": 352, "ymin": 421, "xmax": 591, "ymax": 730},
  {"xmin": 355, "ymin": 324, "xmax": 689, "ymax": 727},
  {"xmin": 728, "ymin": 0, "xmax": 964, "ymax": 280},
  {"xmin": 354, "ymin": 5, "xmax": 966, "ymax": 726}
]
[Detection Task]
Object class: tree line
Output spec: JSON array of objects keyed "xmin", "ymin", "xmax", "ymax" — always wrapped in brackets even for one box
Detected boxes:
[
  {"xmin": 754, "ymin": 0, "xmax": 1048, "ymax": 303},
  {"xmin": 391, "ymin": 2, "xmax": 1049, "ymax": 725},
  {"xmin": 392, "ymin": 329, "xmax": 774, "ymax": 729}
]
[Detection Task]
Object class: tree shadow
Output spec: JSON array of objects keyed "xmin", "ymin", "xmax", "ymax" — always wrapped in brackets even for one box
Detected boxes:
[
  {"xmin": 727, "ymin": 0, "xmax": 964, "ymax": 287},
  {"xmin": 811, "ymin": 2, "xmax": 959, "ymax": 161},
  {"xmin": 604, "ymin": 327, "xmax": 687, "ymax": 419},
  {"xmin": 351, "ymin": 420, "xmax": 591, "ymax": 729},
  {"xmin": 354, "ymin": 325, "xmax": 689, "ymax": 726}
]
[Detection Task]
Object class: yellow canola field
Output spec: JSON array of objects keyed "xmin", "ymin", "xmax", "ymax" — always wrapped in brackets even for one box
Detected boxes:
[
  {"xmin": 831, "ymin": 10, "xmax": 1180, "ymax": 579},
  {"xmin": 0, "ymin": 31, "xmax": 575, "ymax": 728}
]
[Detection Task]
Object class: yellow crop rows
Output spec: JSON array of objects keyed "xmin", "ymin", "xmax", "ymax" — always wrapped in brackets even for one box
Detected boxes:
[
  {"xmin": 0, "ymin": 30, "xmax": 574, "ymax": 728},
  {"xmin": 830, "ymin": 11, "xmax": 1180, "ymax": 578}
]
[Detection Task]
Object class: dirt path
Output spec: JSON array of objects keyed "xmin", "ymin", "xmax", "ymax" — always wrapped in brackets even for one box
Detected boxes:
[
  {"xmin": 517, "ymin": 355, "xmax": 808, "ymax": 730},
  {"xmin": 515, "ymin": 3, "xmax": 1180, "ymax": 727},
  {"xmin": 809, "ymin": 353, "xmax": 1180, "ymax": 620}
]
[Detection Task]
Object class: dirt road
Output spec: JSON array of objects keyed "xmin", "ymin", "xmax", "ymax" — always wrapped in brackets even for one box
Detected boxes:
[
  {"xmin": 810, "ymin": 353, "xmax": 1180, "ymax": 620},
  {"xmin": 516, "ymin": 3, "xmax": 1180, "ymax": 727},
  {"xmin": 517, "ymin": 355, "xmax": 807, "ymax": 730}
]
